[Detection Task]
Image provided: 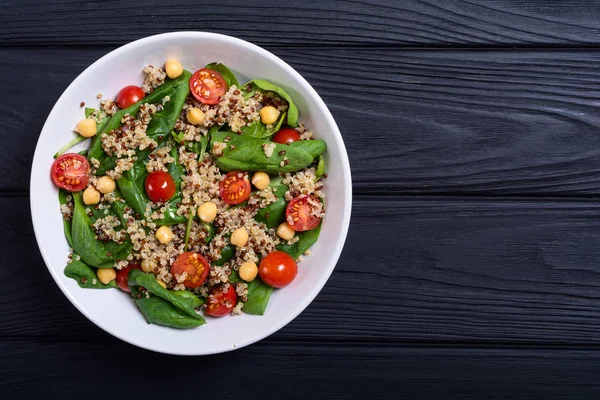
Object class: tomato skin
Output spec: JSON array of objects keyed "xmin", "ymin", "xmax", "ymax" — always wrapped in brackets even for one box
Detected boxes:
[
  {"xmin": 219, "ymin": 171, "xmax": 251, "ymax": 205},
  {"xmin": 51, "ymin": 153, "xmax": 90, "ymax": 192},
  {"xmin": 205, "ymin": 284, "xmax": 237, "ymax": 317},
  {"xmin": 189, "ymin": 68, "xmax": 227, "ymax": 105},
  {"xmin": 259, "ymin": 251, "xmax": 298, "ymax": 288},
  {"xmin": 116, "ymin": 85, "xmax": 145, "ymax": 109},
  {"xmin": 171, "ymin": 252, "xmax": 210, "ymax": 288},
  {"xmin": 116, "ymin": 262, "xmax": 141, "ymax": 293},
  {"xmin": 145, "ymin": 171, "xmax": 176, "ymax": 202},
  {"xmin": 285, "ymin": 195, "xmax": 322, "ymax": 232},
  {"xmin": 272, "ymin": 128, "xmax": 301, "ymax": 144}
]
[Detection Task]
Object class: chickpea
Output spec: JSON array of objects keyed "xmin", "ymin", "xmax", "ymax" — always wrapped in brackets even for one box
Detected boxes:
[
  {"xmin": 155, "ymin": 226, "xmax": 173, "ymax": 244},
  {"xmin": 277, "ymin": 222, "xmax": 296, "ymax": 241},
  {"xmin": 75, "ymin": 118, "xmax": 97, "ymax": 138},
  {"xmin": 251, "ymin": 172, "xmax": 270, "ymax": 190},
  {"xmin": 96, "ymin": 176, "xmax": 116, "ymax": 194},
  {"xmin": 97, "ymin": 268, "xmax": 116, "ymax": 285},
  {"xmin": 197, "ymin": 202, "xmax": 217, "ymax": 223},
  {"xmin": 165, "ymin": 59, "xmax": 183, "ymax": 79},
  {"xmin": 239, "ymin": 261, "xmax": 258, "ymax": 282},
  {"xmin": 186, "ymin": 107, "xmax": 205, "ymax": 125},
  {"xmin": 156, "ymin": 279, "xmax": 167, "ymax": 289},
  {"xmin": 82, "ymin": 185, "xmax": 100, "ymax": 205},
  {"xmin": 259, "ymin": 106, "xmax": 280, "ymax": 125},
  {"xmin": 230, "ymin": 227, "xmax": 249, "ymax": 247},
  {"xmin": 141, "ymin": 259, "xmax": 157, "ymax": 273}
]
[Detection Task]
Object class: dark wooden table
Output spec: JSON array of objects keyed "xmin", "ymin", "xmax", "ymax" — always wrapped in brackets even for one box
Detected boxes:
[{"xmin": 4, "ymin": 1, "xmax": 600, "ymax": 398}]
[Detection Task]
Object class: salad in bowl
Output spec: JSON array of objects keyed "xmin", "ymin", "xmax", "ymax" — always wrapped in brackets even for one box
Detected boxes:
[{"xmin": 51, "ymin": 59, "xmax": 327, "ymax": 329}]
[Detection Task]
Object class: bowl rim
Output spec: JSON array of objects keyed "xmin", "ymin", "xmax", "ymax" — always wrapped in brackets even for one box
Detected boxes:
[{"xmin": 30, "ymin": 31, "xmax": 352, "ymax": 355}]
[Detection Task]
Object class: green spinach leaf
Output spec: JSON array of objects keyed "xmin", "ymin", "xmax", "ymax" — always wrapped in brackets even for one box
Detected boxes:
[
  {"xmin": 243, "ymin": 277, "xmax": 273, "ymax": 315},
  {"xmin": 64, "ymin": 259, "xmax": 117, "ymax": 289},
  {"xmin": 211, "ymin": 131, "xmax": 325, "ymax": 174},
  {"xmin": 243, "ymin": 80, "xmax": 299, "ymax": 126},
  {"xmin": 131, "ymin": 290, "xmax": 205, "ymax": 329},
  {"xmin": 254, "ymin": 177, "xmax": 288, "ymax": 229},
  {"xmin": 277, "ymin": 222, "xmax": 322, "ymax": 260},
  {"xmin": 71, "ymin": 191, "xmax": 132, "ymax": 267},
  {"xmin": 205, "ymin": 62, "xmax": 239, "ymax": 87},
  {"xmin": 316, "ymin": 155, "xmax": 325, "ymax": 179},
  {"xmin": 289, "ymin": 139, "xmax": 327, "ymax": 159},
  {"xmin": 213, "ymin": 244, "xmax": 235, "ymax": 266},
  {"xmin": 128, "ymin": 269, "xmax": 205, "ymax": 326},
  {"xmin": 85, "ymin": 107, "xmax": 96, "ymax": 118}
]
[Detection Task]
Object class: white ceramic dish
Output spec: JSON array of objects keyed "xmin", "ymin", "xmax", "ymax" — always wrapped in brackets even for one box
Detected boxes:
[{"xmin": 30, "ymin": 32, "xmax": 352, "ymax": 355}]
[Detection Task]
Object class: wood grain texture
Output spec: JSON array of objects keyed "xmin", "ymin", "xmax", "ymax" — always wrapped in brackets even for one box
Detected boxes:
[
  {"xmin": 6, "ymin": 195, "xmax": 600, "ymax": 344},
  {"xmin": 3, "ymin": 0, "xmax": 600, "ymax": 47},
  {"xmin": 2, "ymin": 340, "xmax": 600, "ymax": 399},
  {"xmin": 6, "ymin": 47, "xmax": 600, "ymax": 196}
]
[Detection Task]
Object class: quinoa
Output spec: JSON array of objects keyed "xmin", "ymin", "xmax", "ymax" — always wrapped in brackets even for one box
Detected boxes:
[{"xmin": 142, "ymin": 65, "xmax": 166, "ymax": 94}]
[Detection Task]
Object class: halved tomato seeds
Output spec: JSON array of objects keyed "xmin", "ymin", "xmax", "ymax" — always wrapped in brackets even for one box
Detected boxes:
[
  {"xmin": 285, "ymin": 195, "xmax": 322, "ymax": 231},
  {"xmin": 189, "ymin": 68, "xmax": 227, "ymax": 105},
  {"xmin": 205, "ymin": 284, "xmax": 238, "ymax": 317},
  {"xmin": 219, "ymin": 171, "xmax": 251, "ymax": 205},
  {"xmin": 51, "ymin": 153, "xmax": 90, "ymax": 192},
  {"xmin": 171, "ymin": 252, "xmax": 210, "ymax": 288}
]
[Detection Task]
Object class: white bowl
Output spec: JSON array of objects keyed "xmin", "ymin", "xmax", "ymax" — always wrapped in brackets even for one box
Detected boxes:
[{"xmin": 30, "ymin": 32, "xmax": 352, "ymax": 355}]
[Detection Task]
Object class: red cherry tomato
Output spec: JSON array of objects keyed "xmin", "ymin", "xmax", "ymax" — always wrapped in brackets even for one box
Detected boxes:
[
  {"xmin": 219, "ymin": 171, "xmax": 251, "ymax": 205},
  {"xmin": 258, "ymin": 251, "xmax": 298, "ymax": 288},
  {"xmin": 189, "ymin": 68, "xmax": 227, "ymax": 105},
  {"xmin": 115, "ymin": 262, "xmax": 141, "ymax": 293},
  {"xmin": 116, "ymin": 85, "xmax": 145, "ymax": 109},
  {"xmin": 205, "ymin": 284, "xmax": 237, "ymax": 317},
  {"xmin": 272, "ymin": 128, "xmax": 301, "ymax": 144},
  {"xmin": 171, "ymin": 252, "xmax": 209, "ymax": 288},
  {"xmin": 285, "ymin": 195, "xmax": 322, "ymax": 232},
  {"xmin": 51, "ymin": 153, "xmax": 90, "ymax": 192},
  {"xmin": 145, "ymin": 171, "xmax": 176, "ymax": 202}
]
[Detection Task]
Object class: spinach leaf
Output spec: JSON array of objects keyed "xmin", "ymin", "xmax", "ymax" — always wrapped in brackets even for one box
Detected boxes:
[
  {"xmin": 229, "ymin": 268, "xmax": 241, "ymax": 283},
  {"xmin": 58, "ymin": 189, "xmax": 74, "ymax": 248},
  {"xmin": 213, "ymin": 244, "xmax": 235, "ymax": 266},
  {"xmin": 128, "ymin": 269, "xmax": 205, "ymax": 325},
  {"xmin": 211, "ymin": 131, "xmax": 325, "ymax": 174},
  {"xmin": 64, "ymin": 259, "xmax": 117, "ymax": 289},
  {"xmin": 243, "ymin": 277, "xmax": 273, "ymax": 315},
  {"xmin": 90, "ymin": 70, "xmax": 191, "ymax": 174},
  {"xmin": 316, "ymin": 155, "xmax": 325, "ymax": 179},
  {"xmin": 205, "ymin": 62, "xmax": 239, "ymax": 87},
  {"xmin": 118, "ymin": 144, "xmax": 186, "ymax": 226},
  {"xmin": 184, "ymin": 211, "xmax": 194, "ymax": 251},
  {"xmin": 289, "ymin": 139, "xmax": 327, "ymax": 159},
  {"xmin": 277, "ymin": 222, "xmax": 322, "ymax": 260},
  {"xmin": 241, "ymin": 111, "xmax": 286, "ymax": 139},
  {"xmin": 71, "ymin": 191, "xmax": 132, "ymax": 267},
  {"xmin": 243, "ymin": 80, "xmax": 299, "ymax": 126},
  {"xmin": 54, "ymin": 136, "xmax": 88, "ymax": 158},
  {"xmin": 131, "ymin": 290, "xmax": 205, "ymax": 329},
  {"xmin": 85, "ymin": 107, "xmax": 96, "ymax": 118},
  {"xmin": 254, "ymin": 177, "xmax": 288, "ymax": 229}
]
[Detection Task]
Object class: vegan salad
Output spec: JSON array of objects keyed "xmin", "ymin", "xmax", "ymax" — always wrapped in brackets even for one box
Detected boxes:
[{"xmin": 51, "ymin": 59, "xmax": 326, "ymax": 329}]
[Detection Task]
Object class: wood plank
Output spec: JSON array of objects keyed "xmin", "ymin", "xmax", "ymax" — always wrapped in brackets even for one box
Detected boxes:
[
  {"xmin": 3, "ymin": 0, "xmax": 600, "ymax": 47},
  {"xmin": 7, "ymin": 195, "xmax": 600, "ymax": 344},
  {"xmin": 2, "ymin": 340, "xmax": 600, "ymax": 399},
  {"xmin": 7, "ymin": 47, "xmax": 600, "ymax": 196}
]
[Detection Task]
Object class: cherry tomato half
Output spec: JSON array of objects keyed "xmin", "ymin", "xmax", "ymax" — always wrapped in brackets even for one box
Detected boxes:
[
  {"xmin": 285, "ymin": 195, "xmax": 322, "ymax": 232},
  {"xmin": 145, "ymin": 171, "xmax": 176, "ymax": 203},
  {"xmin": 258, "ymin": 251, "xmax": 298, "ymax": 288},
  {"xmin": 116, "ymin": 85, "xmax": 145, "ymax": 109},
  {"xmin": 116, "ymin": 262, "xmax": 141, "ymax": 293},
  {"xmin": 205, "ymin": 284, "xmax": 237, "ymax": 317},
  {"xmin": 272, "ymin": 128, "xmax": 301, "ymax": 144},
  {"xmin": 189, "ymin": 68, "xmax": 227, "ymax": 105},
  {"xmin": 171, "ymin": 252, "xmax": 209, "ymax": 288},
  {"xmin": 219, "ymin": 171, "xmax": 251, "ymax": 205},
  {"xmin": 51, "ymin": 153, "xmax": 90, "ymax": 192}
]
